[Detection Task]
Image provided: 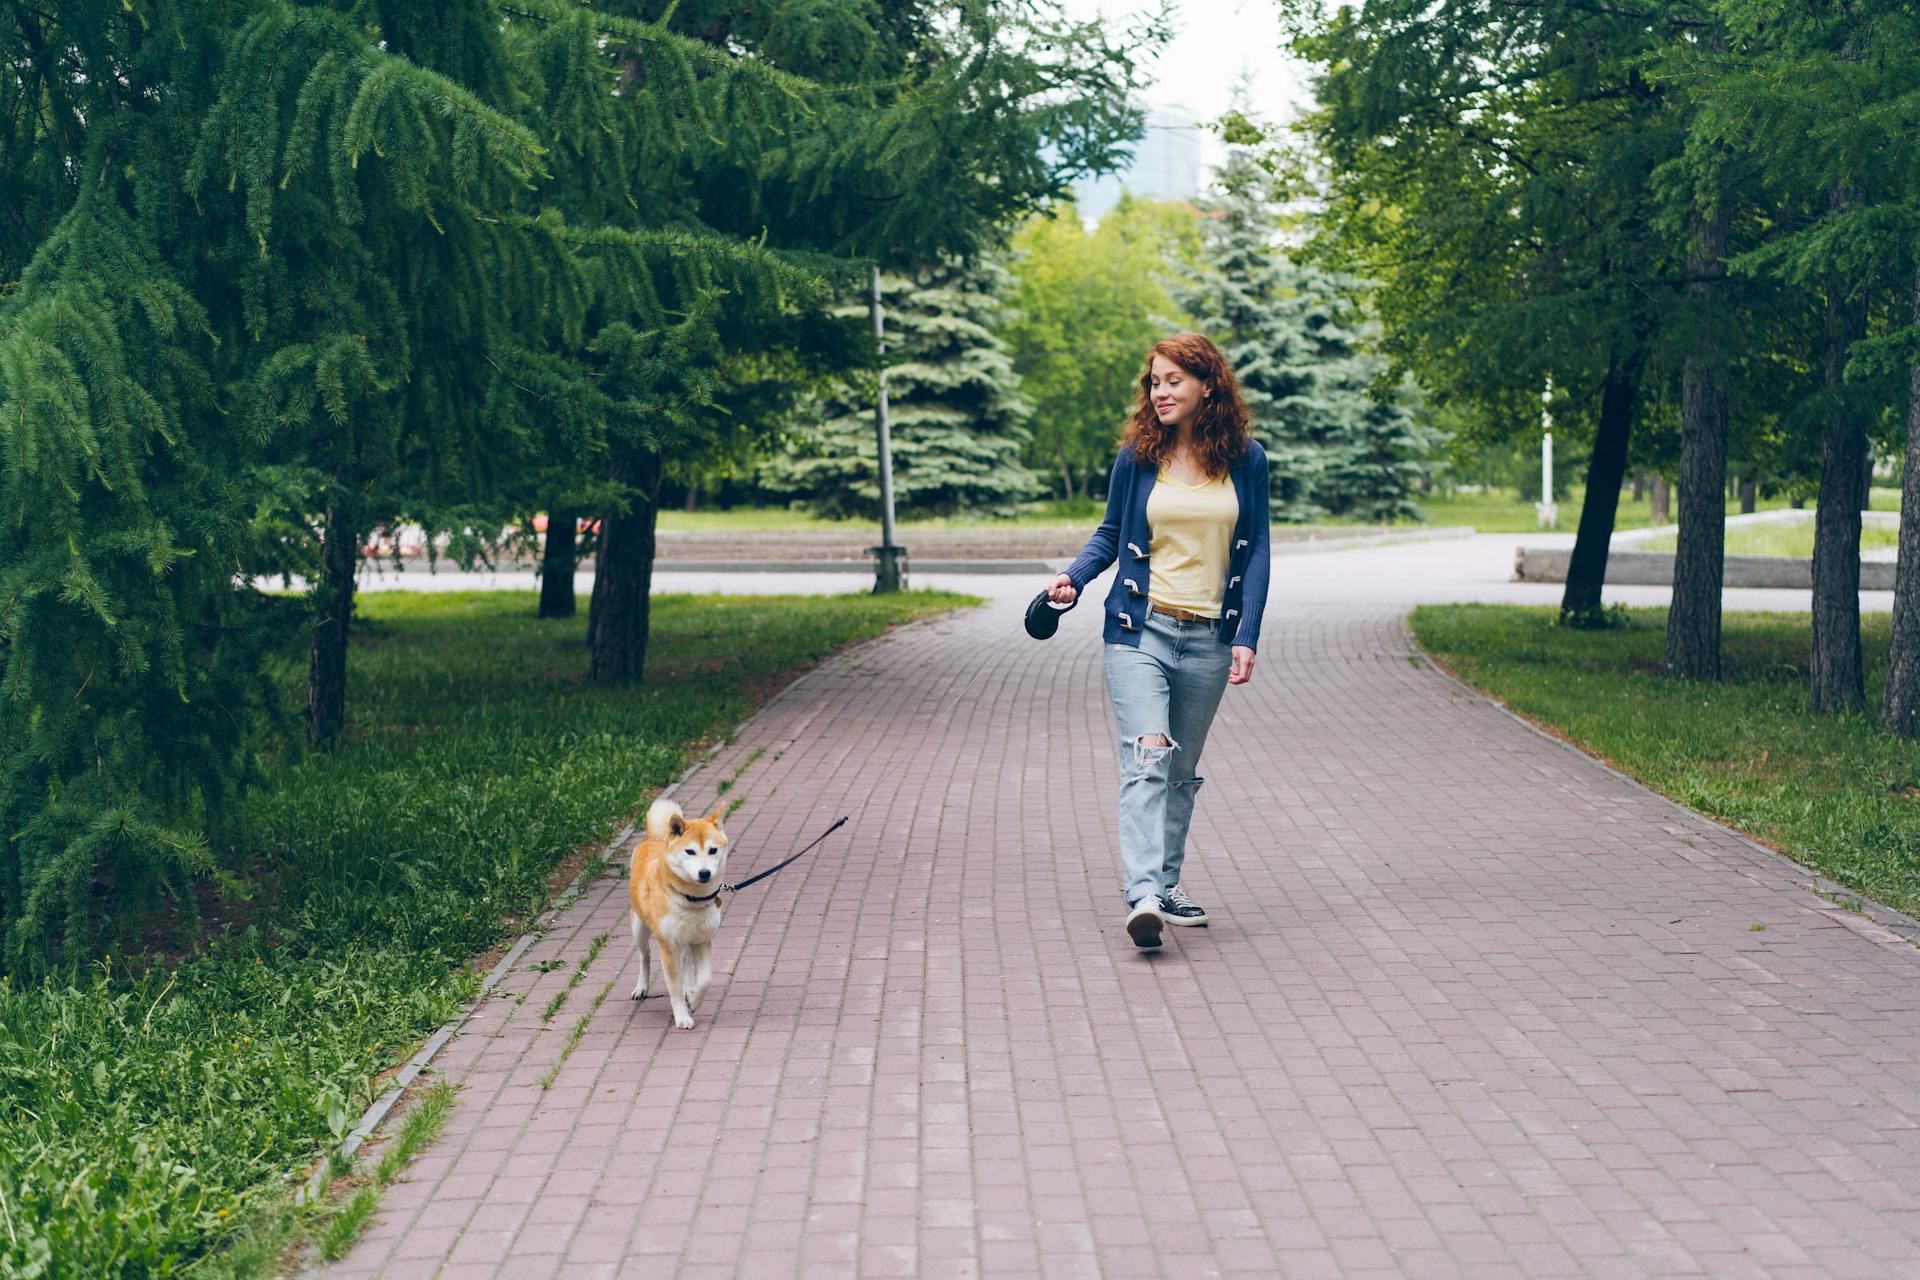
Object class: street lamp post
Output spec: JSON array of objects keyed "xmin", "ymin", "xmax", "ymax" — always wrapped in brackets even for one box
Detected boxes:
[
  {"xmin": 868, "ymin": 265, "xmax": 906, "ymax": 592},
  {"xmin": 1537, "ymin": 378, "xmax": 1558, "ymax": 529}
]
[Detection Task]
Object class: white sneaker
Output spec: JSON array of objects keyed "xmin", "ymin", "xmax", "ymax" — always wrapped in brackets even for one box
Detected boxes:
[{"xmin": 1125, "ymin": 898, "xmax": 1164, "ymax": 950}]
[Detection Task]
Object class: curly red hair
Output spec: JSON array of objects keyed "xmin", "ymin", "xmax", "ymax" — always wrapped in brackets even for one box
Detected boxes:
[{"xmin": 1122, "ymin": 333, "xmax": 1252, "ymax": 478}]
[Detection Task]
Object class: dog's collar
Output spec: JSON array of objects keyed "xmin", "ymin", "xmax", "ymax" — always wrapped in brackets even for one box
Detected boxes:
[{"xmin": 678, "ymin": 887, "xmax": 723, "ymax": 905}]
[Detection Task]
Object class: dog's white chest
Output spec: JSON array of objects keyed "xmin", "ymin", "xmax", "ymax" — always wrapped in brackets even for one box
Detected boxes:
[{"xmin": 657, "ymin": 901, "xmax": 722, "ymax": 949}]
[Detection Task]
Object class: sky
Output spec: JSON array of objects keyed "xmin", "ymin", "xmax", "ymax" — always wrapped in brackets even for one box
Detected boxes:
[{"xmin": 1061, "ymin": 0, "xmax": 1319, "ymax": 172}]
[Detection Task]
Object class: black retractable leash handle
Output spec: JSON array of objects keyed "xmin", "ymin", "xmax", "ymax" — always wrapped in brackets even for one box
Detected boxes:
[
  {"xmin": 724, "ymin": 815, "xmax": 849, "ymax": 894},
  {"xmin": 1025, "ymin": 588, "xmax": 1077, "ymax": 640}
]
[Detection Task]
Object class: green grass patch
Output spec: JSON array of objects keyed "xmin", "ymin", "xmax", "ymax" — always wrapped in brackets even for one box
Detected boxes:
[
  {"xmin": 1409, "ymin": 604, "xmax": 1920, "ymax": 918},
  {"xmin": 0, "ymin": 589, "xmax": 973, "ymax": 1278},
  {"xmin": 540, "ymin": 932, "xmax": 609, "ymax": 1023},
  {"xmin": 537, "ymin": 978, "xmax": 617, "ymax": 1092},
  {"xmin": 1637, "ymin": 519, "xmax": 1902, "ymax": 557}
]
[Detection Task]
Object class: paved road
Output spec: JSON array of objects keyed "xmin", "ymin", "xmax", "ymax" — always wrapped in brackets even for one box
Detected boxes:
[
  {"xmin": 324, "ymin": 563, "xmax": 1920, "ymax": 1279},
  {"xmin": 343, "ymin": 532, "xmax": 1897, "ymax": 614}
]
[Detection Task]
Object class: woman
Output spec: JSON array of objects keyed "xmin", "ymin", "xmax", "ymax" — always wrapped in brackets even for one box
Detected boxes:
[{"xmin": 1047, "ymin": 333, "xmax": 1270, "ymax": 951}]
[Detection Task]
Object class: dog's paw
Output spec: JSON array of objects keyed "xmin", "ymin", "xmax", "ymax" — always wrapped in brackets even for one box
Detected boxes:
[
  {"xmin": 629, "ymin": 987, "xmax": 649, "ymax": 1001},
  {"xmin": 672, "ymin": 1010, "xmax": 695, "ymax": 1030}
]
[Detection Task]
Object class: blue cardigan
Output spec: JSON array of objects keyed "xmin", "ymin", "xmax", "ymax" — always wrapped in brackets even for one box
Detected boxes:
[{"xmin": 1063, "ymin": 441, "xmax": 1272, "ymax": 650}]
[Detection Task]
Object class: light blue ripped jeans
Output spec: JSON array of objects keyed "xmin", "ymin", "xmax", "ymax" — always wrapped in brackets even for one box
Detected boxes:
[{"xmin": 1103, "ymin": 611, "xmax": 1233, "ymax": 907}]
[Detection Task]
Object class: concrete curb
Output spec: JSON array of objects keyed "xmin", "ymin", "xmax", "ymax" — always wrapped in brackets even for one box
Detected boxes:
[
  {"xmin": 1515, "ymin": 509, "xmax": 1902, "ymax": 588},
  {"xmin": 1400, "ymin": 611, "xmax": 1920, "ymax": 951}
]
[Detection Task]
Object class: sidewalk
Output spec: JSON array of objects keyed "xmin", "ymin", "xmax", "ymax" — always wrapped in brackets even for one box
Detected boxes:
[{"xmin": 324, "ymin": 581, "xmax": 1920, "ymax": 1279}]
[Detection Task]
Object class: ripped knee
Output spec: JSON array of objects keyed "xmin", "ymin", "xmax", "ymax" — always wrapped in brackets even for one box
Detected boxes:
[{"xmin": 1128, "ymin": 733, "xmax": 1179, "ymax": 775}]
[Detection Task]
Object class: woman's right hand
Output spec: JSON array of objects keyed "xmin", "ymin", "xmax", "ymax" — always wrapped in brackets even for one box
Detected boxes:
[{"xmin": 1047, "ymin": 573, "xmax": 1077, "ymax": 605}]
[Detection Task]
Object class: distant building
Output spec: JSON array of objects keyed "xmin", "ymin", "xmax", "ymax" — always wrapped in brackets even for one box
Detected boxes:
[{"xmin": 1070, "ymin": 102, "xmax": 1203, "ymax": 221}]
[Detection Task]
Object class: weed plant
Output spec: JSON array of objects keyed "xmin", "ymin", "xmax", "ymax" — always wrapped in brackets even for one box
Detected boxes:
[
  {"xmin": 1411, "ymin": 605, "xmax": 1920, "ymax": 918},
  {"xmin": 0, "ymin": 590, "xmax": 970, "ymax": 1277}
]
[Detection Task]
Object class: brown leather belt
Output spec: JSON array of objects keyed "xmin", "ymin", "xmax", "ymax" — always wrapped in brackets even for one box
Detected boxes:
[{"xmin": 1150, "ymin": 605, "xmax": 1214, "ymax": 623}]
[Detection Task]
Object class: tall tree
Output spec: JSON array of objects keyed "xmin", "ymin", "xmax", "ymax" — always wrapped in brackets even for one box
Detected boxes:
[
  {"xmin": 1684, "ymin": 3, "xmax": 1915, "ymax": 714},
  {"xmin": 574, "ymin": 0, "xmax": 1144, "ymax": 674},
  {"xmin": 0, "ymin": 0, "xmax": 852, "ymax": 956},
  {"xmin": 1292, "ymin": 0, "xmax": 1683, "ymax": 621},
  {"xmin": 1888, "ymin": 267, "xmax": 1920, "ymax": 735},
  {"xmin": 1003, "ymin": 196, "xmax": 1203, "ymax": 500},
  {"xmin": 1171, "ymin": 123, "xmax": 1433, "ymax": 521},
  {"xmin": 766, "ymin": 256, "xmax": 1044, "ymax": 518}
]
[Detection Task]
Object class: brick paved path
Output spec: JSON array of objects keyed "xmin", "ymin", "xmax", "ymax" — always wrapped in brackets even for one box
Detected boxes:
[{"xmin": 327, "ymin": 590, "xmax": 1920, "ymax": 1279}]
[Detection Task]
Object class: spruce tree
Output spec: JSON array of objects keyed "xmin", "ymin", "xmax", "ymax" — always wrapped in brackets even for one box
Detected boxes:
[
  {"xmin": 766, "ymin": 257, "xmax": 1044, "ymax": 519},
  {"xmin": 1176, "ymin": 128, "xmax": 1430, "ymax": 521}
]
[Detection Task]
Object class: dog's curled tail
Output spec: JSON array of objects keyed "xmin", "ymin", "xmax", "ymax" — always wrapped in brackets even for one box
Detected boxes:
[{"xmin": 645, "ymin": 797, "xmax": 684, "ymax": 840}]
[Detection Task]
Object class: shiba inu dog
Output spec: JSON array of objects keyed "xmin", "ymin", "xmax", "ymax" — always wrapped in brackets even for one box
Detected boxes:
[{"xmin": 628, "ymin": 797, "xmax": 730, "ymax": 1029}]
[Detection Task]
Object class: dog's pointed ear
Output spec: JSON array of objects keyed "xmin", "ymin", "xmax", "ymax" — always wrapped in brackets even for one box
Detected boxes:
[
  {"xmin": 668, "ymin": 814, "xmax": 686, "ymax": 839},
  {"xmin": 706, "ymin": 804, "xmax": 726, "ymax": 827}
]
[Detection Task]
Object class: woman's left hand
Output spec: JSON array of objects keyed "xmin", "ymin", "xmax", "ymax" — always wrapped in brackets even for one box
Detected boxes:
[{"xmin": 1228, "ymin": 646, "xmax": 1255, "ymax": 686}]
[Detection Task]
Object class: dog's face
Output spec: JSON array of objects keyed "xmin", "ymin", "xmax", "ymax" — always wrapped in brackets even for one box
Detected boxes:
[{"xmin": 665, "ymin": 806, "xmax": 730, "ymax": 887}]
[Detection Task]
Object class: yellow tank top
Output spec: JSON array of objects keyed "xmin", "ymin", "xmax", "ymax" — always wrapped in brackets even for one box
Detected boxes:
[{"xmin": 1146, "ymin": 470, "xmax": 1238, "ymax": 618}]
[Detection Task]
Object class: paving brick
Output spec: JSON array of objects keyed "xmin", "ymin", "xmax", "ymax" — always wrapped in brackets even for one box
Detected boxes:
[{"xmin": 320, "ymin": 590, "xmax": 1920, "ymax": 1277}]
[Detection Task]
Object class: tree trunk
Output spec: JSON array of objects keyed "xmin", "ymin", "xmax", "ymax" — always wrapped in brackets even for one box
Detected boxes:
[
  {"xmin": 684, "ymin": 480, "xmax": 699, "ymax": 514},
  {"xmin": 1560, "ymin": 360, "xmax": 1641, "ymax": 621},
  {"xmin": 1861, "ymin": 449, "xmax": 1875, "ymax": 511},
  {"xmin": 1810, "ymin": 223, "xmax": 1868, "ymax": 714},
  {"xmin": 539, "ymin": 509, "xmax": 578, "ymax": 619},
  {"xmin": 1881, "ymin": 265, "xmax": 1920, "ymax": 735},
  {"xmin": 1055, "ymin": 443, "xmax": 1078, "ymax": 503},
  {"xmin": 1632, "ymin": 471, "xmax": 1646, "ymax": 502},
  {"xmin": 1739, "ymin": 479, "xmax": 1756, "ymax": 513},
  {"xmin": 1666, "ymin": 209, "xmax": 1729, "ymax": 680},
  {"xmin": 1650, "ymin": 474, "xmax": 1670, "ymax": 522},
  {"xmin": 588, "ymin": 446, "xmax": 664, "ymax": 683},
  {"xmin": 306, "ymin": 499, "xmax": 359, "ymax": 747}
]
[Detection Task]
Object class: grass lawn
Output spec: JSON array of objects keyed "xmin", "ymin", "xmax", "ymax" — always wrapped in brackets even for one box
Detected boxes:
[
  {"xmin": 1409, "ymin": 605, "xmax": 1920, "ymax": 920},
  {"xmin": 1638, "ymin": 520, "xmax": 1903, "ymax": 557},
  {"xmin": 0, "ymin": 589, "xmax": 974, "ymax": 1279}
]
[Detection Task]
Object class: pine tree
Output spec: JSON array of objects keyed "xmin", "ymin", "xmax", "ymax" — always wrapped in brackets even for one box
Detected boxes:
[
  {"xmin": 1176, "ymin": 129, "xmax": 1431, "ymax": 521},
  {"xmin": 766, "ymin": 257, "xmax": 1044, "ymax": 519}
]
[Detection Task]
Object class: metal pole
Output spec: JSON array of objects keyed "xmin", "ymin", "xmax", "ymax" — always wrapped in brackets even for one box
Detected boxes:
[
  {"xmin": 869, "ymin": 265, "xmax": 904, "ymax": 591},
  {"xmin": 1538, "ymin": 377, "xmax": 1557, "ymax": 529}
]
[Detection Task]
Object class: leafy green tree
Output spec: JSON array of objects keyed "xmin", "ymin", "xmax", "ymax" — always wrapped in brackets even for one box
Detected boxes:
[
  {"xmin": 1678, "ymin": 2, "xmax": 1920, "ymax": 714},
  {"xmin": 1002, "ymin": 195, "xmax": 1204, "ymax": 499},
  {"xmin": 1291, "ymin": 0, "xmax": 1685, "ymax": 620},
  {"xmin": 766, "ymin": 256, "xmax": 1043, "ymax": 517},
  {"xmin": 2, "ymin": 0, "xmax": 833, "ymax": 958}
]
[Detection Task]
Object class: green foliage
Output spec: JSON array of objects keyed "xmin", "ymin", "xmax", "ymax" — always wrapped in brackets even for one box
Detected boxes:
[
  {"xmin": 1411, "ymin": 604, "xmax": 1920, "ymax": 917},
  {"xmin": 1290, "ymin": 0, "xmax": 1682, "ymax": 442},
  {"xmin": 766, "ymin": 257, "xmax": 1045, "ymax": 518},
  {"xmin": 1001, "ymin": 196, "xmax": 1204, "ymax": 499},
  {"xmin": 0, "ymin": 589, "xmax": 972, "ymax": 1277},
  {"xmin": 0, "ymin": 185, "xmax": 291, "ymax": 966},
  {"xmin": 1, "ymin": 0, "xmax": 1140, "ymax": 956},
  {"xmin": 1174, "ymin": 118, "xmax": 1435, "ymax": 521}
]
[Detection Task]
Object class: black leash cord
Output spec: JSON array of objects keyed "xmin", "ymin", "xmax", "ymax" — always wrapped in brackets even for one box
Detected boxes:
[{"xmin": 723, "ymin": 816, "xmax": 849, "ymax": 894}]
